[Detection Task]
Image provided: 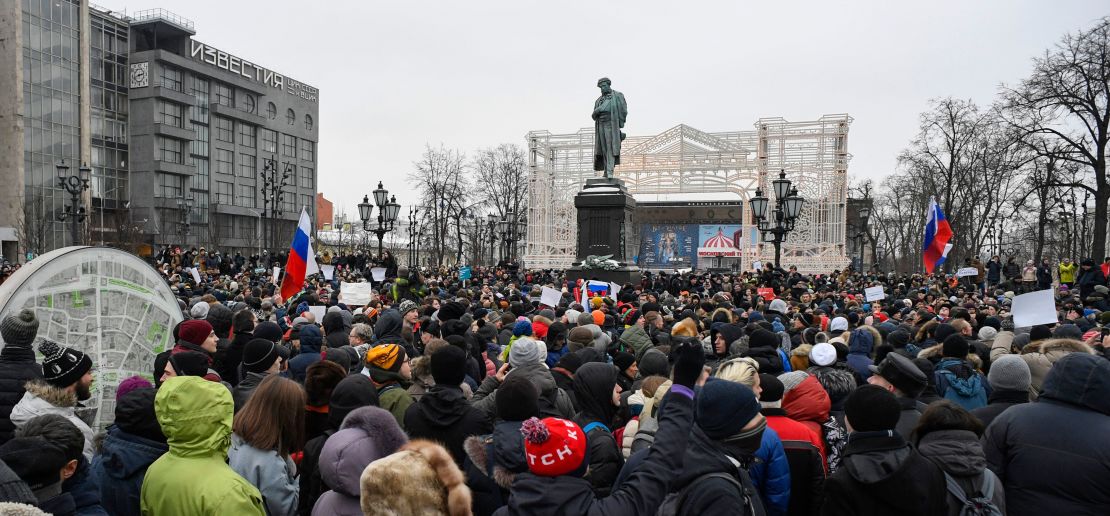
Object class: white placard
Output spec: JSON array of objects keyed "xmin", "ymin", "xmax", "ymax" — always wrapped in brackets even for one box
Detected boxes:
[
  {"xmin": 957, "ymin": 267, "xmax": 978, "ymax": 278},
  {"xmin": 308, "ymin": 305, "xmax": 326, "ymax": 322},
  {"xmin": 370, "ymin": 267, "xmax": 387, "ymax": 282},
  {"xmin": 609, "ymin": 282, "xmax": 621, "ymax": 302},
  {"xmin": 272, "ymin": 266, "xmax": 281, "ymax": 285},
  {"xmin": 340, "ymin": 282, "xmax": 374, "ymax": 306},
  {"xmin": 540, "ymin": 287, "xmax": 562, "ymax": 308},
  {"xmin": 1011, "ymin": 289, "xmax": 1059, "ymax": 328},
  {"xmin": 321, "ymin": 264, "xmax": 335, "ymax": 281},
  {"xmin": 188, "ymin": 267, "xmax": 201, "ymax": 285},
  {"xmin": 752, "ymin": 261, "xmax": 762, "ymax": 271},
  {"xmin": 864, "ymin": 286, "xmax": 886, "ymax": 301}
]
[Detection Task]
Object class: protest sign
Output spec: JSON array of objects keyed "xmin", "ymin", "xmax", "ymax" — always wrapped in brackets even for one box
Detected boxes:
[
  {"xmin": 609, "ymin": 282, "xmax": 621, "ymax": 302},
  {"xmin": 308, "ymin": 305, "xmax": 326, "ymax": 322},
  {"xmin": 864, "ymin": 286, "xmax": 886, "ymax": 301},
  {"xmin": 459, "ymin": 266, "xmax": 472, "ymax": 280},
  {"xmin": 340, "ymin": 282, "xmax": 374, "ymax": 306},
  {"xmin": 188, "ymin": 268, "xmax": 201, "ymax": 285},
  {"xmin": 540, "ymin": 287, "xmax": 562, "ymax": 308},
  {"xmin": 957, "ymin": 267, "xmax": 978, "ymax": 278},
  {"xmin": 272, "ymin": 267, "xmax": 281, "ymax": 285},
  {"xmin": 757, "ymin": 287, "xmax": 775, "ymax": 301},
  {"xmin": 1011, "ymin": 289, "xmax": 1059, "ymax": 328},
  {"xmin": 370, "ymin": 268, "xmax": 387, "ymax": 282},
  {"xmin": 321, "ymin": 264, "xmax": 335, "ymax": 281}
]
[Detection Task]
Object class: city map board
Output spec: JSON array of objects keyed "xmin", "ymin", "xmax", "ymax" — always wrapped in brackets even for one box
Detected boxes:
[{"xmin": 0, "ymin": 246, "xmax": 184, "ymax": 431}]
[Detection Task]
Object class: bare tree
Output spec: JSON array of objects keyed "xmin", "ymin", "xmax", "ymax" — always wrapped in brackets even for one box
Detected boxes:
[
  {"xmin": 15, "ymin": 192, "xmax": 54, "ymax": 258},
  {"xmin": 409, "ymin": 144, "xmax": 468, "ymax": 266}
]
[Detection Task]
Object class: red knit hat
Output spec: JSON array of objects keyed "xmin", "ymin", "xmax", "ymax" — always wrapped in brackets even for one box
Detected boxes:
[
  {"xmin": 532, "ymin": 320, "xmax": 550, "ymax": 340},
  {"xmin": 520, "ymin": 417, "xmax": 587, "ymax": 477},
  {"xmin": 178, "ymin": 319, "xmax": 214, "ymax": 347}
]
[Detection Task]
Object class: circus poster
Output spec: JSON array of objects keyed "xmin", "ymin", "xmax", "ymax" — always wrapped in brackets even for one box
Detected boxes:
[
  {"xmin": 637, "ymin": 224, "xmax": 698, "ymax": 268},
  {"xmin": 697, "ymin": 225, "xmax": 743, "ymax": 258}
]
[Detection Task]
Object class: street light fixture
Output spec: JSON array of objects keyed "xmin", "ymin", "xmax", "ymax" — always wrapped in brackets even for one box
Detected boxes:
[
  {"xmin": 749, "ymin": 169, "xmax": 806, "ymax": 268},
  {"xmin": 56, "ymin": 159, "xmax": 91, "ymax": 246},
  {"xmin": 359, "ymin": 181, "xmax": 399, "ymax": 258}
]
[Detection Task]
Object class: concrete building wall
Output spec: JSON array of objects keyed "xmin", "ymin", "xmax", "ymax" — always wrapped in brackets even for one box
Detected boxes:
[{"xmin": 0, "ymin": 0, "xmax": 24, "ymax": 261}]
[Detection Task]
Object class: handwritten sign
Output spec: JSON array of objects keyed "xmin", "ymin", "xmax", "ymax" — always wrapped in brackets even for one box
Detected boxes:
[
  {"xmin": 864, "ymin": 286, "xmax": 886, "ymax": 301},
  {"xmin": 957, "ymin": 267, "xmax": 978, "ymax": 278}
]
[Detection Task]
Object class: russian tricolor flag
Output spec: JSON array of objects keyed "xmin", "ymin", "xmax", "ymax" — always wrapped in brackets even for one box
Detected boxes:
[
  {"xmin": 280, "ymin": 207, "xmax": 319, "ymax": 300},
  {"xmin": 922, "ymin": 198, "xmax": 953, "ymax": 274}
]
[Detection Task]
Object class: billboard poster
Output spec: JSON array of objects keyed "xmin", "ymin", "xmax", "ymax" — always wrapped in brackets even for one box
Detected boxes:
[
  {"xmin": 637, "ymin": 224, "xmax": 697, "ymax": 268},
  {"xmin": 697, "ymin": 225, "xmax": 743, "ymax": 258}
]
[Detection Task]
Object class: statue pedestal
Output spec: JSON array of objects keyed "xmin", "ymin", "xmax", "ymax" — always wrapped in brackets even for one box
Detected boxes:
[{"xmin": 566, "ymin": 178, "xmax": 641, "ymax": 286}]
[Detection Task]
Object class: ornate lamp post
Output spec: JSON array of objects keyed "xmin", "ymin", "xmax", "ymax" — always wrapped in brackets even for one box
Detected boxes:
[
  {"xmin": 407, "ymin": 205, "xmax": 419, "ymax": 267},
  {"xmin": 749, "ymin": 169, "xmax": 806, "ymax": 269},
  {"xmin": 487, "ymin": 213, "xmax": 498, "ymax": 267},
  {"xmin": 358, "ymin": 181, "xmax": 401, "ymax": 259},
  {"xmin": 56, "ymin": 160, "xmax": 91, "ymax": 246},
  {"xmin": 260, "ymin": 157, "xmax": 292, "ymax": 252}
]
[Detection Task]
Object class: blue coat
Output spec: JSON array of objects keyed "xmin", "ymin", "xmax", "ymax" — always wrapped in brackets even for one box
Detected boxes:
[
  {"xmin": 88, "ymin": 426, "xmax": 168, "ymax": 516},
  {"xmin": 751, "ymin": 426, "xmax": 791, "ymax": 516}
]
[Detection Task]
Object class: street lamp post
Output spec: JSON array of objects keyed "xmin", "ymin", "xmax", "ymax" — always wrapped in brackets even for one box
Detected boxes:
[
  {"xmin": 260, "ymin": 156, "xmax": 292, "ymax": 253},
  {"xmin": 486, "ymin": 214, "xmax": 498, "ymax": 267},
  {"xmin": 358, "ymin": 181, "xmax": 400, "ymax": 259},
  {"xmin": 749, "ymin": 169, "xmax": 806, "ymax": 269},
  {"xmin": 857, "ymin": 203, "xmax": 871, "ymax": 270},
  {"xmin": 407, "ymin": 205, "xmax": 419, "ymax": 267},
  {"xmin": 56, "ymin": 160, "xmax": 90, "ymax": 246},
  {"xmin": 176, "ymin": 196, "xmax": 195, "ymax": 248}
]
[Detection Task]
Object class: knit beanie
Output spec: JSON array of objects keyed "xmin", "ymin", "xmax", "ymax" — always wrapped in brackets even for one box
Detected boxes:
[
  {"xmin": 638, "ymin": 349, "xmax": 670, "ymax": 377},
  {"xmin": 987, "ymin": 355, "xmax": 1031, "ymax": 392},
  {"xmin": 1, "ymin": 309, "xmax": 39, "ymax": 348},
  {"xmin": 328, "ymin": 375, "xmax": 380, "ymax": 429},
  {"xmin": 808, "ymin": 343, "xmax": 837, "ymax": 367},
  {"xmin": 38, "ymin": 339, "xmax": 92, "ymax": 389},
  {"xmin": 242, "ymin": 338, "xmax": 289, "ymax": 374},
  {"xmin": 1029, "ymin": 325, "xmax": 1052, "ymax": 342},
  {"xmin": 758, "ymin": 373, "xmax": 785, "ymax": 403},
  {"xmin": 844, "ymin": 384, "xmax": 900, "ymax": 432},
  {"xmin": 695, "ymin": 378, "xmax": 761, "ymax": 439},
  {"xmin": 977, "ymin": 326, "xmax": 998, "ymax": 342},
  {"xmin": 397, "ymin": 300, "xmax": 419, "ymax": 317},
  {"xmin": 430, "ymin": 345, "xmax": 467, "ymax": 386},
  {"xmin": 116, "ymin": 376, "xmax": 153, "ymax": 400},
  {"xmin": 509, "ymin": 337, "xmax": 546, "ymax": 368},
  {"xmin": 253, "ymin": 321, "xmax": 284, "ymax": 343},
  {"xmin": 567, "ymin": 327, "xmax": 594, "ymax": 348},
  {"xmin": 612, "ymin": 352, "xmax": 636, "ymax": 374},
  {"xmin": 941, "ymin": 334, "xmax": 970, "ymax": 358},
  {"xmin": 749, "ymin": 328, "xmax": 779, "ymax": 349},
  {"xmin": 437, "ymin": 301, "xmax": 467, "ymax": 322},
  {"xmin": 178, "ymin": 319, "xmax": 213, "ymax": 348},
  {"xmin": 496, "ymin": 374, "xmax": 539, "ymax": 422},
  {"xmin": 0, "ymin": 436, "xmax": 66, "ymax": 491},
  {"xmin": 886, "ymin": 330, "xmax": 910, "ymax": 350},
  {"xmin": 778, "ymin": 370, "xmax": 809, "ymax": 393},
  {"xmin": 553, "ymin": 352, "xmax": 584, "ymax": 374},
  {"xmin": 576, "ymin": 311, "xmax": 595, "ymax": 327},
  {"xmin": 513, "ymin": 320, "xmax": 533, "ymax": 338},
  {"xmin": 190, "ymin": 301, "xmax": 210, "ymax": 320},
  {"xmin": 591, "ymin": 310, "xmax": 605, "ymax": 326},
  {"xmin": 520, "ymin": 417, "xmax": 588, "ymax": 477},
  {"xmin": 365, "ymin": 344, "xmax": 407, "ymax": 383},
  {"xmin": 934, "ymin": 323, "xmax": 957, "ymax": 344}
]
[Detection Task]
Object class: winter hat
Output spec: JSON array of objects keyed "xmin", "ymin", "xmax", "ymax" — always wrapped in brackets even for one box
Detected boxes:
[
  {"xmin": 591, "ymin": 310, "xmax": 605, "ymax": 326},
  {"xmin": 978, "ymin": 326, "xmax": 998, "ymax": 342},
  {"xmin": 778, "ymin": 370, "xmax": 809, "ymax": 393},
  {"xmin": 168, "ymin": 351, "xmax": 210, "ymax": 377},
  {"xmin": 982, "ymin": 316, "xmax": 1002, "ymax": 331},
  {"xmin": 808, "ymin": 342, "xmax": 837, "ymax": 367},
  {"xmin": 869, "ymin": 353, "xmax": 927, "ymax": 397},
  {"xmin": 305, "ymin": 361, "xmax": 347, "ymax": 406},
  {"xmin": 360, "ymin": 440, "xmax": 471, "ymax": 516},
  {"xmin": 887, "ymin": 330, "xmax": 910, "ymax": 350},
  {"xmin": 564, "ymin": 309, "xmax": 582, "ymax": 325},
  {"xmin": 365, "ymin": 344, "xmax": 407, "ymax": 383},
  {"xmin": 328, "ymin": 375, "xmax": 380, "ymax": 429},
  {"xmin": 513, "ymin": 320, "xmax": 533, "ymax": 338},
  {"xmin": 0, "ymin": 455, "xmax": 36, "ymax": 506},
  {"xmin": 553, "ymin": 352, "xmax": 584, "ymax": 374},
  {"xmin": 206, "ymin": 303, "xmax": 233, "ymax": 336},
  {"xmin": 437, "ymin": 301, "xmax": 467, "ymax": 322},
  {"xmin": 1053, "ymin": 324, "xmax": 1083, "ymax": 340},
  {"xmin": 987, "ymin": 355, "xmax": 1031, "ymax": 392},
  {"xmin": 1, "ymin": 309, "xmax": 39, "ymax": 348},
  {"xmin": 941, "ymin": 334, "xmax": 970, "ymax": 358},
  {"xmin": 242, "ymin": 338, "xmax": 289, "ymax": 374},
  {"xmin": 496, "ymin": 374, "xmax": 540, "ymax": 422},
  {"xmin": 38, "ymin": 339, "xmax": 92, "ymax": 389},
  {"xmin": 695, "ymin": 378, "xmax": 761, "ymax": 440},
  {"xmin": 638, "ymin": 349, "xmax": 670, "ymax": 377},
  {"xmin": 759, "ymin": 373, "xmax": 785, "ymax": 404},
  {"xmin": 844, "ymin": 384, "xmax": 900, "ymax": 432},
  {"xmin": 253, "ymin": 321, "xmax": 284, "ymax": 343},
  {"xmin": 190, "ymin": 301, "xmax": 210, "ymax": 320},
  {"xmin": 116, "ymin": 375, "xmax": 153, "ymax": 400},
  {"xmin": 934, "ymin": 323, "xmax": 957, "ymax": 344},
  {"xmin": 1029, "ymin": 325, "xmax": 1052, "ymax": 342},
  {"xmin": 576, "ymin": 311, "xmax": 595, "ymax": 328},
  {"xmin": 519, "ymin": 417, "xmax": 588, "ymax": 477},
  {"xmin": 829, "ymin": 317, "xmax": 848, "ymax": 332},
  {"xmin": 397, "ymin": 300, "xmax": 419, "ymax": 317},
  {"xmin": 114, "ymin": 387, "xmax": 165, "ymax": 443},
  {"xmin": 509, "ymin": 337, "xmax": 545, "ymax": 368},
  {"xmin": 0, "ymin": 436, "xmax": 67, "ymax": 491},
  {"xmin": 567, "ymin": 327, "xmax": 594, "ymax": 349},
  {"xmin": 749, "ymin": 328, "xmax": 779, "ymax": 349},
  {"xmin": 178, "ymin": 319, "xmax": 214, "ymax": 348},
  {"xmin": 430, "ymin": 345, "xmax": 467, "ymax": 386},
  {"xmin": 612, "ymin": 352, "xmax": 636, "ymax": 374}
]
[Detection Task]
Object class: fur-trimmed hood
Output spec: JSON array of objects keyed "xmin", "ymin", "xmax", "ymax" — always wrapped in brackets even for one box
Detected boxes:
[
  {"xmin": 463, "ymin": 420, "xmax": 528, "ymax": 490},
  {"xmin": 917, "ymin": 344, "xmax": 983, "ymax": 369},
  {"xmin": 361, "ymin": 440, "xmax": 471, "ymax": 516},
  {"xmin": 792, "ymin": 343, "xmax": 813, "ymax": 357},
  {"xmin": 1020, "ymin": 337, "xmax": 1093, "ymax": 357},
  {"xmin": 319, "ymin": 406, "xmax": 408, "ymax": 497},
  {"xmin": 19, "ymin": 380, "xmax": 77, "ymax": 408},
  {"xmin": 11, "ymin": 380, "xmax": 95, "ymax": 460}
]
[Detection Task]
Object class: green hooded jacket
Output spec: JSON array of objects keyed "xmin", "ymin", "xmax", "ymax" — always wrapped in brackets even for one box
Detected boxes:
[
  {"xmin": 619, "ymin": 325, "xmax": 653, "ymax": 360},
  {"xmin": 140, "ymin": 376, "xmax": 266, "ymax": 516}
]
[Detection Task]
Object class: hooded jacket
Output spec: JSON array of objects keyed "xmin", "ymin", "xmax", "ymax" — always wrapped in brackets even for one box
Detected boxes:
[
  {"xmin": 232, "ymin": 371, "xmax": 272, "ymax": 413},
  {"xmin": 87, "ymin": 396, "xmax": 168, "ymax": 516},
  {"xmin": 10, "ymin": 380, "xmax": 95, "ymax": 461},
  {"xmin": 665, "ymin": 425, "xmax": 764, "ymax": 516},
  {"xmin": 845, "ymin": 329, "xmax": 875, "ymax": 385},
  {"xmin": 933, "ymin": 357, "xmax": 990, "ymax": 410},
  {"xmin": 140, "ymin": 376, "xmax": 266, "ymax": 515},
  {"xmin": 0, "ymin": 342, "xmax": 43, "ymax": 445},
  {"xmin": 472, "ymin": 362, "xmax": 575, "ymax": 420},
  {"xmin": 228, "ymin": 434, "xmax": 298, "ymax": 516},
  {"xmin": 312, "ymin": 407, "xmax": 407, "ymax": 516},
  {"xmin": 463, "ymin": 420, "xmax": 530, "ymax": 516},
  {"xmin": 572, "ymin": 362, "xmax": 624, "ymax": 497},
  {"xmin": 821, "ymin": 431, "xmax": 946, "ymax": 516},
  {"xmin": 983, "ymin": 353, "xmax": 1110, "ymax": 515},
  {"xmin": 373, "ymin": 310, "xmax": 416, "ymax": 358},
  {"xmin": 288, "ymin": 325, "xmax": 323, "ymax": 383},
  {"xmin": 916, "ymin": 429, "xmax": 1006, "ymax": 516},
  {"xmin": 403, "ymin": 385, "xmax": 493, "ymax": 466},
  {"xmin": 617, "ymin": 325, "xmax": 652, "ymax": 360}
]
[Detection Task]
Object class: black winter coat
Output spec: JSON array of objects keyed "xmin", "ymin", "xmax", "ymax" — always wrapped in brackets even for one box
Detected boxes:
[
  {"xmin": 820, "ymin": 431, "xmax": 946, "ymax": 516},
  {"xmin": 969, "ymin": 389, "xmax": 1028, "ymax": 428},
  {"xmin": 667, "ymin": 426, "xmax": 763, "ymax": 516},
  {"xmin": 222, "ymin": 330, "xmax": 253, "ymax": 386},
  {"xmin": 894, "ymin": 396, "xmax": 921, "ymax": 440},
  {"xmin": 0, "ymin": 344, "xmax": 43, "ymax": 444},
  {"xmin": 573, "ymin": 363, "xmax": 624, "ymax": 497},
  {"xmin": 463, "ymin": 421, "xmax": 529, "ymax": 516},
  {"xmin": 404, "ymin": 385, "xmax": 493, "ymax": 466},
  {"xmin": 983, "ymin": 354, "xmax": 1110, "ymax": 516},
  {"xmin": 493, "ymin": 391, "xmax": 695, "ymax": 516}
]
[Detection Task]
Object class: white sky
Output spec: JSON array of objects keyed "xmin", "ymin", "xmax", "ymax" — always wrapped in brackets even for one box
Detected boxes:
[{"xmin": 106, "ymin": 0, "xmax": 1109, "ymax": 220}]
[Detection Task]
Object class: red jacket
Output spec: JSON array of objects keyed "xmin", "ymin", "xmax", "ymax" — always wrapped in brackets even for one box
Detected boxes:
[
  {"xmin": 763, "ymin": 409, "xmax": 827, "ymax": 466},
  {"xmin": 782, "ymin": 374, "xmax": 832, "ymax": 459}
]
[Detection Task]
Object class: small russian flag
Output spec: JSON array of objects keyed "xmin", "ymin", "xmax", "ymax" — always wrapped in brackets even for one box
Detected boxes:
[
  {"xmin": 922, "ymin": 198, "xmax": 953, "ymax": 274},
  {"xmin": 280, "ymin": 207, "xmax": 319, "ymax": 300}
]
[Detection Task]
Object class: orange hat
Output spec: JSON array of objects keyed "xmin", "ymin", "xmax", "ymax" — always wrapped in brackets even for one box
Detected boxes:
[
  {"xmin": 592, "ymin": 310, "xmax": 605, "ymax": 326},
  {"xmin": 590, "ymin": 296, "xmax": 604, "ymax": 310},
  {"xmin": 365, "ymin": 344, "xmax": 404, "ymax": 371}
]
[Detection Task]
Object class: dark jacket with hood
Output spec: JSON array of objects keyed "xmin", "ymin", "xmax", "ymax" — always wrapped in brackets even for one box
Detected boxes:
[
  {"xmin": 223, "ymin": 329, "xmax": 253, "ymax": 386},
  {"xmin": 472, "ymin": 362, "xmax": 576, "ymax": 420},
  {"xmin": 665, "ymin": 425, "xmax": 764, "ymax": 516},
  {"xmin": 312, "ymin": 407, "xmax": 407, "ymax": 516},
  {"xmin": 372, "ymin": 309, "xmax": 416, "ymax": 358},
  {"xmin": 969, "ymin": 389, "xmax": 1028, "ymax": 428},
  {"xmin": 88, "ymin": 390, "xmax": 168, "ymax": 516},
  {"xmin": 916, "ymin": 429, "xmax": 1006, "ymax": 516},
  {"xmin": 845, "ymin": 329, "xmax": 875, "ymax": 386},
  {"xmin": 289, "ymin": 325, "xmax": 324, "ymax": 383},
  {"xmin": 492, "ymin": 390, "xmax": 695, "ymax": 516},
  {"xmin": 572, "ymin": 362, "xmax": 625, "ymax": 498},
  {"xmin": 403, "ymin": 384, "xmax": 492, "ymax": 466},
  {"xmin": 0, "ymin": 341, "xmax": 43, "ymax": 444},
  {"xmin": 321, "ymin": 311, "xmax": 351, "ymax": 349},
  {"xmin": 983, "ymin": 353, "xmax": 1110, "ymax": 515},
  {"xmin": 464, "ymin": 420, "xmax": 529, "ymax": 516},
  {"xmin": 821, "ymin": 431, "xmax": 946, "ymax": 516}
]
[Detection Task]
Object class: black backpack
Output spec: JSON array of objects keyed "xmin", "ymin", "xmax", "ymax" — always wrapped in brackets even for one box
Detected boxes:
[
  {"xmin": 656, "ymin": 470, "xmax": 765, "ymax": 516},
  {"xmin": 944, "ymin": 469, "xmax": 1002, "ymax": 516}
]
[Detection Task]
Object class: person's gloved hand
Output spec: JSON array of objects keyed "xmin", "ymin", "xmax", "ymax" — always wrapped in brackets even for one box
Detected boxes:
[{"xmin": 671, "ymin": 339, "xmax": 706, "ymax": 389}]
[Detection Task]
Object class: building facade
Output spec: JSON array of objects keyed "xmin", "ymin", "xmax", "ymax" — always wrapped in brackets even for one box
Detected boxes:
[
  {"xmin": 315, "ymin": 192, "xmax": 333, "ymax": 231},
  {"xmin": 0, "ymin": 2, "xmax": 319, "ymax": 261}
]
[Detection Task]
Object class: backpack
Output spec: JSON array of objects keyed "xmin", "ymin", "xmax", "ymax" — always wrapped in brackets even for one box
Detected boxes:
[
  {"xmin": 656, "ymin": 470, "xmax": 766, "ymax": 516},
  {"xmin": 943, "ymin": 469, "xmax": 1002, "ymax": 516},
  {"xmin": 935, "ymin": 368, "xmax": 988, "ymax": 410}
]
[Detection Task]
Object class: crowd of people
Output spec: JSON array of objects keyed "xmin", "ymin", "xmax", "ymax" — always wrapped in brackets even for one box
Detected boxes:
[{"xmin": 1, "ymin": 249, "xmax": 1110, "ymax": 515}]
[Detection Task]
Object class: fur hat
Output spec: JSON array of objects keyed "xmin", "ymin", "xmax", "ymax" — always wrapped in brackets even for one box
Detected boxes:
[
  {"xmin": 1, "ymin": 309, "xmax": 39, "ymax": 348},
  {"xmin": 38, "ymin": 339, "xmax": 92, "ymax": 389},
  {"xmin": 519, "ymin": 417, "xmax": 588, "ymax": 477},
  {"xmin": 360, "ymin": 440, "xmax": 471, "ymax": 516}
]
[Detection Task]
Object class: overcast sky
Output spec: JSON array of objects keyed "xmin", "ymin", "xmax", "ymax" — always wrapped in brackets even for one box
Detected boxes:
[{"xmin": 108, "ymin": 0, "xmax": 1108, "ymax": 220}]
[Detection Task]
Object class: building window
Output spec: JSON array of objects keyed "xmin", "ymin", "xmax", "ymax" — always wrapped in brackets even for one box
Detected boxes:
[
  {"xmin": 261, "ymin": 129, "xmax": 277, "ymax": 154},
  {"xmin": 160, "ymin": 66, "xmax": 182, "ymax": 91},
  {"xmin": 267, "ymin": 102, "xmax": 277, "ymax": 120},
  {"xmin": 156, "ymin": 100, "xmax": 183, "ymax": 128},
  {"xmin": 215, "ymin": 181, "xmax": 233, "ymax": 205},
  {"xmin": 238, "ymin": 153, "xmax": 256, "ymax": 178},
  {"xmin": 190, "ymin": 78, "xmax": 209, "ymax": 123},
  {"xmin": 281, "ymin": 134, "xmax": 296, "ymax": 157},
  {"xmin": 192, "ymin": 191, "xmax": 209, "ymax": 224},
  {"xmin": 300, "ymin": 140, "xmax": 315, "ymax": 162},
  {"xmin": 157, "ymin": 136, "xmax": 183, "ymax": 163},
  {"xmin": 305, "ymin": 114, "xmax": 313, "ymax": 131},
  {"xmin": 191, "ymin": 124, "xmax": 209, "ymax": 159},
  {"xmin": 236, "ymin": 184, "xmax": 255, "ymax": 208},
  {"xmin": 214, "ymin": 116, "xmax": 233, "ymax": 142},
  {"xmin": 300, "ymin": 194, "xmax": 314, "ymax": 215},
  {"xmin": 215, "ymin": 149, "xmax": 234, "ymax": 176},
  {"xmin": 239, "ymin": 124, "xmax": 256, "ymax": 148},
  {"xmin": 194, "ymin": 158, "xmax": 210, "ymax": 189},
  {"xmin": 213, "ymin": 82, "xmax": 233, "ymax": 107},
  {"xmin": 299, "ymin": 167, "xmax": 313, "ymax": 189},
  {"xmin": 242, "ymin": 94, "xmax": 256, "ymax": 114},
  {"xmin": 156, "ymin": 173, "xmax": 184, "ymax": 198},
  {"xmin": 286, "ymin": 108, "xmax": 295, "ymax": 126}
]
